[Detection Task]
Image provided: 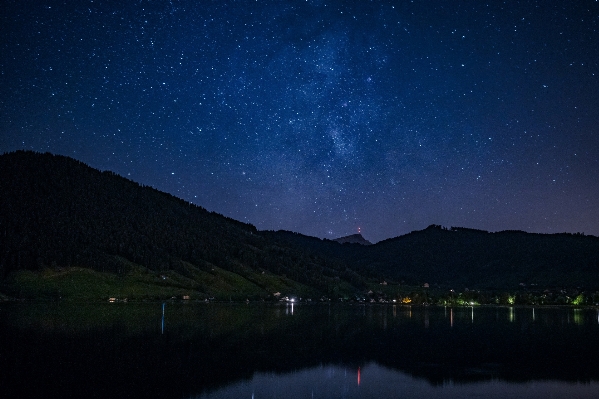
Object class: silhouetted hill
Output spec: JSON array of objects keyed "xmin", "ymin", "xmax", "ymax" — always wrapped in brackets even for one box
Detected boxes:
[
  {"xmin": 349, "ymin": 225, "xmax": 599, "ymax": 289},
  {"xmin": 267, "ymin": 226, "xmax": 599, "ymax": 290},
  {"xmin": 333, "ymin": 234, "xmax": 372, "ymax": 245},
  {"xmin": 0, "ymin": 151, "xmax": 363, "ymax": 299},
  {"xmin": 1, "ymin": 151, "xmax": 598, "ymax": 300}
]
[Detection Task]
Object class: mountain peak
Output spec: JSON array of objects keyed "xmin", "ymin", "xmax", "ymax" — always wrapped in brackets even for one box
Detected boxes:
[{"xmin": 333, "ymin": 233, "xmax": 372, "ymax": 245}]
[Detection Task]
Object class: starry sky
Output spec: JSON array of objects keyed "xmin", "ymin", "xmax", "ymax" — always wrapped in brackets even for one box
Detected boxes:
[{"xmin": 1, "ymin": 1, "xmax": 598, "ymax": 242}]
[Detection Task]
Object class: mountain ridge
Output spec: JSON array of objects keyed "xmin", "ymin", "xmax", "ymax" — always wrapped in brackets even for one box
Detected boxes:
[
  {"xmin": 1, "ymin": 151, "xmax": 598, "ymax": 300},
  {"xmin": 0, "ymin": 150, "xmax": 364, "ymax": 299}
]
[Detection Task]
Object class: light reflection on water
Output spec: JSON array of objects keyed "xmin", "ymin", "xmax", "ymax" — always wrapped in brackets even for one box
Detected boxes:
[
  {"xmin": 3, "ymin": 303, "xmax": 599, "ymax": 399},
  {"xmin": 194, "ymin": 362, "xmax": 599, "ymax": 399},
  {"xmin": 187, "ymin": 305, "xmax": 599, "ymax": 399}
]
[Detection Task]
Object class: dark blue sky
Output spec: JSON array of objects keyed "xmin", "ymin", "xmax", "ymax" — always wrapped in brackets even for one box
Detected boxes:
[{"xmin": 2, "ymin": 0, "xmax": 598, "ymax": 242}]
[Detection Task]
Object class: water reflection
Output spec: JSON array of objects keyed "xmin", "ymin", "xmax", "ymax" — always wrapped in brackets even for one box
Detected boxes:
[
  {"xmin": 2, "ymin": 303, "xmax": 599, "ymax": 399},
  {"xmin": 162, "ymin": 302, "xmax": 166, "ymax": 334},
  {"xmin": 194, "ymin": 363, "xmax": 599, "ymax": 399}
]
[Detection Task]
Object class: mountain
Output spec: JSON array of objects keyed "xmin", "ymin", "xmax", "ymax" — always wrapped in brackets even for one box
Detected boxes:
[
  {"xmin": 0, "ymin": 151, "xmax": 364, "ymax": 300},
  {"xmin": 345, "ymin": 225, "xmax": 599, "ymax": 289},
  {"xmin": 266, "ymin": 227, "xmax": 599, "ymax": 291},
  {"xmin": 333, "ymin": 234, "xmax": 372, "ymax": 245},
  {"xmin": 1, "ymin": 151, "xmax": 598, "ymax": 301}
]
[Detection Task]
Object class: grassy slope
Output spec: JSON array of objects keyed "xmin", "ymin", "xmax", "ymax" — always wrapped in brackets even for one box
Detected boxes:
[{"xmin": 2, "ymin": 261, "xmax": 322, "ymax": 301}]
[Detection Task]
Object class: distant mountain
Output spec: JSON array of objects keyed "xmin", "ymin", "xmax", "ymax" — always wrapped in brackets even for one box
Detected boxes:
[{"xmin": 333, "ymin": 234, "xmax": 372, "ymax": 245}]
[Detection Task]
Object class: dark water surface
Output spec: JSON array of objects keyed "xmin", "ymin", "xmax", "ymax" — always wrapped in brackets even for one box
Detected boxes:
[{"xmin": 1, "ymin": 302, "xmax": 599, "ymax": 398}]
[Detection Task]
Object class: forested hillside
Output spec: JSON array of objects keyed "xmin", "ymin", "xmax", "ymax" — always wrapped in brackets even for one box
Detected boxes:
[
  {"xmin": 1, "ymin": 151, "xmax": 598, "ymax": 301},
  {"xmin": 267, "ymin": 227, "xmax": 599, "ymax": 290},
  {"xmin": 0, "ymin": 151, "xmax": 362, "ymax": 299},
  {"xmin": 365, "ymin": 225, "xmax": 599, "ymax": 289}
]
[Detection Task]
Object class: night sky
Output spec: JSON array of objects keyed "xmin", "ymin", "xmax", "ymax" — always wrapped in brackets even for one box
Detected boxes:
[{"xmin": 1, "ymin": 1, "xmax": 598, "ymax": 242}]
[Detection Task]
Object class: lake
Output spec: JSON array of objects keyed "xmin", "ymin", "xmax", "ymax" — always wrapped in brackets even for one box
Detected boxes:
[{"xmin": 1, "ymin": 302, "xmax": 599, "ymax": 398}]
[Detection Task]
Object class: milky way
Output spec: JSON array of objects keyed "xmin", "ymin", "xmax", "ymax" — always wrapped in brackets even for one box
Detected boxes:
[{"xmin": 1, "ymin": 1, "xmax": 598, "ymax": 242}]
